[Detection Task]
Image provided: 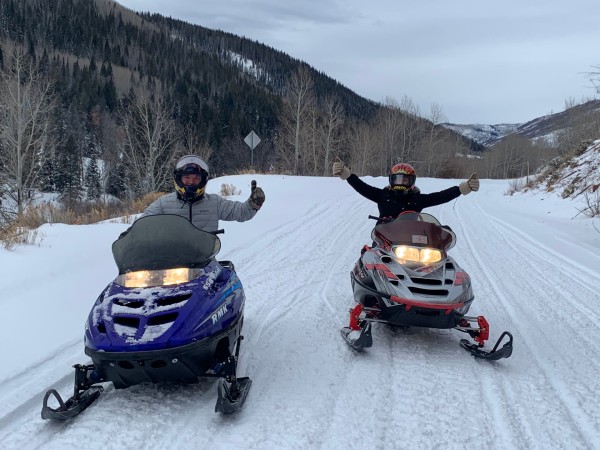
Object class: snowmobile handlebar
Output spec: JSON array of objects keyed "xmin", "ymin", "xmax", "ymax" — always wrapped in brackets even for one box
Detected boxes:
[{"xmin": 369, "ymin": 211, "xmax": 419, "ymax": 222}]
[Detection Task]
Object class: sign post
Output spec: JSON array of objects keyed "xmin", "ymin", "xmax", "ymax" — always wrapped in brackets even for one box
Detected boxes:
[{"xmin": 244, "ymin": 130, "xmax": 261, "ymax": 168}]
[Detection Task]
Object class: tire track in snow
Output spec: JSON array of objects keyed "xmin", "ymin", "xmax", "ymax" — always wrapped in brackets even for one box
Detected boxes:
[
  {"xmin": 305, "ymin": 199, "xmax": 397, "ymax": 446},
  {"xmin": 452, "ymin": 206, "xmax": 544, "ymax": 449},
  {"xmin": 240, "ymin": 195, "xmax": 368, "ymax": 346},
  {"xmin": 453, "ymin": 195, "xmax": 598, "ymax": 448},
  {"xmin": 472, "ymin": 204, "xmax": 600, "ymax": 324},
  {"xmin": 436, "ymin": 201, "xmax": 530, "ymax": 449},
  {"xmin": 0, "ymin": 339, "xmax": 84, "ymax": 428},
  {"xmin": 169, "ymin": 194, "xmax": 373, "ymax": 448}
]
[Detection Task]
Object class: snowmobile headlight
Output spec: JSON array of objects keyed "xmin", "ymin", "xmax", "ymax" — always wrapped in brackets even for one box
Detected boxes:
[
  {"xmin": 116, "ymin": 268, "xmax": 203, "ymax": 288},
  {"xmin": 393, "ymin": 245, "xmax": 420, "ymax": 261},
  {"xmin": 393, "ymin": 246, "xmax": 443, "ymax": 264},
  {"xmin": 420, "ymin": 248, "xmax": 443, "ymax": 264}
]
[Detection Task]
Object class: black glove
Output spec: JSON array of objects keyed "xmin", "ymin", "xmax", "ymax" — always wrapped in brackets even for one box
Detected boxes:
[{"xmin": 249, "ymin": 180, "xmax": 265, "ymax": 210}]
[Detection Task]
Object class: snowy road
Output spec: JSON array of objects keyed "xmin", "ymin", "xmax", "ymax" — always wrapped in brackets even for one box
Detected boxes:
[{"xmin": 1, "ymin": 175, "xmax": 599, "ymax": 450}]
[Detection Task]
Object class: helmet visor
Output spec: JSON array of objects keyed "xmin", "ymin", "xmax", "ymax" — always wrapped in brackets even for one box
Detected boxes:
[
  {"xmin": 175, "ymin": 155, "xmax": 209, "ymax": 174},
  {"xmin": 390, "ymin": 173, "xmax": 415, "ymax": 187},
  {"xmin": 181, "ymin": 164, "xmax": 202, "ymax": 175}
]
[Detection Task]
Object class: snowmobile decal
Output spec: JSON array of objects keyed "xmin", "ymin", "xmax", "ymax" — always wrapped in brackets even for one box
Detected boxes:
[
  {"xmin": 211, "ymin": 304, "xmax": 228, "ymax": 324},
  {"xmin": 412, "ymin": 234, "xmax": 428, "ymax": 244},
  {"xmin": 203, "ymin": 265, "xmax": 221, "ymax": 290}
]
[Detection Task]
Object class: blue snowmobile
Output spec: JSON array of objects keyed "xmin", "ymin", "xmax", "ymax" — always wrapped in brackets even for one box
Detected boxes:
[{"xmin": 42, "ymin": 214, "xmax": 251, "ymax": 420}]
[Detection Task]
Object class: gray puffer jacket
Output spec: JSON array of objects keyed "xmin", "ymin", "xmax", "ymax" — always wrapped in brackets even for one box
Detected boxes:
[{"xmin": 141, "ymin": 192, "xmax": 257, "ymax": 232}]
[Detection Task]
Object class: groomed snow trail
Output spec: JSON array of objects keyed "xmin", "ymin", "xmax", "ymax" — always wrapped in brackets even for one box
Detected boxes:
[{"xmin": 0, "ymin": 176, "xmax": 598, "ymax": 450}]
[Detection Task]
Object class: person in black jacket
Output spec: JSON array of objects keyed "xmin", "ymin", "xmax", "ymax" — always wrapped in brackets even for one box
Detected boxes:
[{"xmin": 332, "ymin": 158, "xmax": 479, "ymax": 220}]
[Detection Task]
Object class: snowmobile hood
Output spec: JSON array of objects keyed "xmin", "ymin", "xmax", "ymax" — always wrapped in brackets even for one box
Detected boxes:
[
  {"xmin": 112, "ymin": 214, "xmax": 221, "ymax": 273},
  {"xmin": 86, "ymin": 259, "xmax": 245, "ymax": 352}
]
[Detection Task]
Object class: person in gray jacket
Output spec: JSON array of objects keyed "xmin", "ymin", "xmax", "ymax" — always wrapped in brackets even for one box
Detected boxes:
[{"xmin": 141, "ymin": 155, "xmax": 265, "ymax": 232}]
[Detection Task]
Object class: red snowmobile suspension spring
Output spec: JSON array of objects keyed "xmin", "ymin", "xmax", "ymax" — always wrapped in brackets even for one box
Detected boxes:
[
  {"xmin": 348, "ymin": 304, "xmax": 364, "ymax": 331},
  {"xmin": 474, "ymin": 316, "xmax": 490, "ymax": 346}
]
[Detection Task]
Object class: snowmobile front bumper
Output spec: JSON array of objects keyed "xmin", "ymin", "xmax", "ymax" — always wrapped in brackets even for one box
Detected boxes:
[
  {"xmin": 85, "ymin": 316, "xmax": 242, "ymax": 388},
  {"xmin": 352, "ymin": 274, "xmax": 472, "ymax": 329}
]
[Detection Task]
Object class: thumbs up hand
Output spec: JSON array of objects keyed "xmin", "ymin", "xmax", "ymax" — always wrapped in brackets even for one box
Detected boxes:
[
  {"xmin": 249, "ymin": 180, "xmax": 265, "ymax": 209},
  {"xmin": 459, "ymin": 173, "xmax": 479, "ymax": 195},
  {"xmin": 332, "ymin": 157, "xmax": 351, "ymax": 180}
]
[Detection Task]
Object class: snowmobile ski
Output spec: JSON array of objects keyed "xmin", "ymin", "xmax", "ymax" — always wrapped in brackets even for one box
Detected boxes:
[
  {"xmin": 460, "ymin": 331, "xmax": 513, "ymax": 360},
  {"xmin": 215, "ymin": 377, "xmax": 252, "ymax": 414},
  {"xmin": 41, "ymin": 365, "xmax": 103, "ymax": 421},
  {"xmin": 340, "ymin": 321, "xmax": 373, "ymax": 351}
]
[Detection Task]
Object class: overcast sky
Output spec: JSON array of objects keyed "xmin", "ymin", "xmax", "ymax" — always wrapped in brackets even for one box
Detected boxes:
[{"xmin": 115, "ymin": 0, "xmax": 600, "ymax": 125}]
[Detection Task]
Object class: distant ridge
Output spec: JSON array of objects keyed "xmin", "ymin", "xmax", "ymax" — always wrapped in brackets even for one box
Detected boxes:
[{"xmin": 443, "ymin": 99, "xmax": 600, "ymax": 147}]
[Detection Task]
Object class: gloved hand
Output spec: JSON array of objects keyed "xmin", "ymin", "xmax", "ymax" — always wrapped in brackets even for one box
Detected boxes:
[
  {"xmin": 332, "ymin": 157, "xmax": 351, "ymax": 180},
  {"xmin": 459, "ymin": 173, "xmax": 480, "ymax": 195},
  {"xmin": 249, "ymin": 180, "xmax": 265, "ymax": 210}
]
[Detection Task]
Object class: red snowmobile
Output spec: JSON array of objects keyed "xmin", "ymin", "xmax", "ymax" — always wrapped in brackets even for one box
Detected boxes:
[{"xmin": 341, "ymin": 212, "xmax": 513, "ymax": 360}]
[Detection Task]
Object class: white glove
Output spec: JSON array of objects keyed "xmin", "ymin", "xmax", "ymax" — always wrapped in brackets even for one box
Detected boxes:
[
  {"xmin": 332, "ymin": 158, "xmax": 351, "ymax": 180},
  {"xmin": 459, "ymin": 173, "xmax": 479, "ymax": 195}
]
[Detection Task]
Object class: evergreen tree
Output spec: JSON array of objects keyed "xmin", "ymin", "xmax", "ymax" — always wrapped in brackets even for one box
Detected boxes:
[
  {"xmin": 103, "ymin": 79, "xmax": 118, "ymax": 111},
  {"xmin": 38, "ymin": 158, "xmax": 57, "ymax": 193},
  {"xmin": 100, "ymin": 60, "xmax": 113, "ymax": 77},
  {"xmin": 84, "ymin": 158, "xmax": 102, "ymax": 200},
  {"xmin": 106, "ymin": 162, "xmax": 127, "ymax": 200},
  {"xmin": 56, "ymin": 135, "xmax": 83, "ymax": 207}
]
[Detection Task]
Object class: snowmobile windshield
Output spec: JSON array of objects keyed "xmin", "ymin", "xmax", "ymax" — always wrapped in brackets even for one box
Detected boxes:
[
  {"xmin": 112, "ymin": 215, "xmax": 221, "ymax": 274},
  {"xmin": 372, "ymin": 212, "xmax": 456, "ymax": 251}
]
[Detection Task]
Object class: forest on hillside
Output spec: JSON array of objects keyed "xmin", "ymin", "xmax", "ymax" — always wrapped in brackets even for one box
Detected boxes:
[{"xmin": 2, "ymin": 0, "xmax": 589, "ymax": 227}]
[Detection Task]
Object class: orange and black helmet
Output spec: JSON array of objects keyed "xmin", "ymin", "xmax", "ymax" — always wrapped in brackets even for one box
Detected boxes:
[{"xmin": 389, "ymin": 163, "xmax": 416, "ymax": 191}]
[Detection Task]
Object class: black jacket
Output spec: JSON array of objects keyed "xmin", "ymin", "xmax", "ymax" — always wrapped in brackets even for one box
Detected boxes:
[{"xmin": 347, "ymin": 174, "xmax": 461, "ymax": 219}]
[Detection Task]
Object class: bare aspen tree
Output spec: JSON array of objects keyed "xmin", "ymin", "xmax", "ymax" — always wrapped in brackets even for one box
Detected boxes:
[
  {"xmin": 489, "ymin": 135, "xmax": 527, "ymax": 179},
  {"xmin": 420, "ymin": 103, "xmax": 451, "ymax": 177},
  {"xmin": 182, "ymin": 123, "xmax": 213, "ymax": 163},
  {"xmin": 347, "ymin": 120, "xmax": 378, "ymax": 175},
  {"xmin": 372, "ymin": 96, "xmax": 428, "ymax": 175},
  {"xmin": 305, "ymin": 103, "xmax": 319, "ymax": 175},
  {"xmin": 279, "ymin": 66, "xmax": 315, "ymax": 175},
  {"xmin": 374, "ymin": 98, "xmax": 410, "ymax": 174},
  {"xmin": 585, "ymin": 66, "xmax": 600, "ymax": 105},
  {"xmin": 118, "ymin": 89, "xmax": 180, "ymax": 197},
  {"xmin": 0, "ymin": 48, "xmax": 56, "ymax": 217},
  {"xmin": 321, "ymin": 96, "xmax": 344, "ymax": 176},
  {"xmin": 397, "ymin": 96, "xmax": 424, "ymax": 166}
]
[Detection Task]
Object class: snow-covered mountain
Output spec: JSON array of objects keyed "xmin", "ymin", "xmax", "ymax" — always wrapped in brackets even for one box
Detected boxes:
[
  {"xmin": 443, "ymin": 99, "xmax": 600, "ymax": 147},
  {"xmin": 441, "ymin": 122, "xmax": 520, "ymax": 147}
]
